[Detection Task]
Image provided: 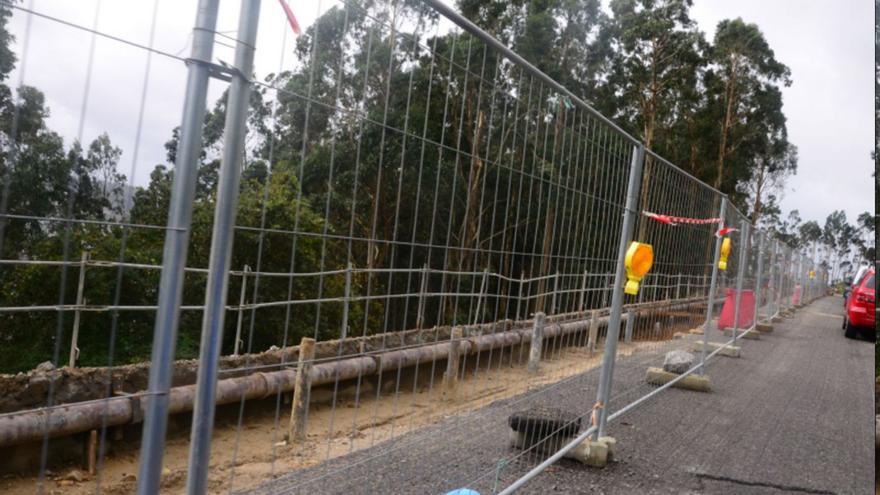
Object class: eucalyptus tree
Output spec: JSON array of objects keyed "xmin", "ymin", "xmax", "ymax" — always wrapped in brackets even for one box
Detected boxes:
[{"xmin": 704, "ymin": 18, "xmax": 790, "ymax": 191}]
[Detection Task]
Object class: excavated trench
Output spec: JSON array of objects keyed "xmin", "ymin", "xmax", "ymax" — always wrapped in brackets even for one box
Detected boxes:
[{"xmin": 0, "ymin": 297, "xmax": 710, "ymax": 483}]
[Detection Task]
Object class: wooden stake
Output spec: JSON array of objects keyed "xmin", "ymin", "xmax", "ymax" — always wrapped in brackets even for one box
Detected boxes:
[
  {"xmin": 288, "ymin": 337, "xmax": 316, "ymax": 443},
  {"xmin": 442, "ymin": 327, "xmax": 463, "ymax": 395},
  {"xmin": 527, "ymin": 312, "xmax": 546, "ymax": 374},
  {"xmin": 87, "ymin": 429, "xmax": 97, "ymax": 475}
]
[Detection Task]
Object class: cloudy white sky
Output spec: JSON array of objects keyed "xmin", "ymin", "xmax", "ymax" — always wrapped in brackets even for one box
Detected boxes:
[{"xmin": 6, "ymin": 0, "xmax": 874, "ymax": 227}]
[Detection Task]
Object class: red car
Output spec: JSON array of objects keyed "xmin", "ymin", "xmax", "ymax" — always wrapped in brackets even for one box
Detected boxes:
[{"xmin": 843, "ymin": 266, "xmax": 875, "ymax": 340}]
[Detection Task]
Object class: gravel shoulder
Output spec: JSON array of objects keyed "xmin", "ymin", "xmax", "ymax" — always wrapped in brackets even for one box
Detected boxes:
[{"xmin": 249, "ymin": 297, "xmax": 873, "ymax": 495}]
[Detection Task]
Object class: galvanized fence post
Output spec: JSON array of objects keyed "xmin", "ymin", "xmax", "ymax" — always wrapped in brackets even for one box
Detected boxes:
[
  {"xmin": 781, "ymin": 247, "xmax": 794, "ymax": 309},
  {"xmin": 68, "ymin": 249, "xmax": 89, "ymax": 368},
  {"xmin": 767, "ymin": 240, "xmax": 777, "ymax": 317},
  {"xmin": 778, "ymin": 248, "xmax": 785, "ymax": 310},
  {"xmin": 753, "ymin": 231, "xmax": 765, "ymax": 323},
  {"xmin": 136, "ymin": 1, "xmax": 221, "ymax": 492},
  {"xmin": 699, "ymin": 196, "xmax": 727, "ymax": 374},
  {"xmin": 796, "ymin": 253, "xmax": 803, "ymax": 305},
  {"xmin": 595, "ymin": 144, "xmax": 644, "ymax": 439},
  {"xmin": 185, "ymin": 1, "xmax": 262, "ymax": 493},
  {"xmin": 731, "ymin": 219, "xmax": 750, "ymax": 342}
]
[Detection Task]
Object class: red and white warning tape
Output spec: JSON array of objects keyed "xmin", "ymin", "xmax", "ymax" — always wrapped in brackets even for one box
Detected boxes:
[
  {"xmin": 278, "ymin": 0, "xmax": 302, "ymax": 36},
  {"xmin": 641, "ymin": 211, "xmax": 737, "ymax": 237},
  {"xmin": 642, "ymin": 211, "xmax": 721, "ymax": 226}
]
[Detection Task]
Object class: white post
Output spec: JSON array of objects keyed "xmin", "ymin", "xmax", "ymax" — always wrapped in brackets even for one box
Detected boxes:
[
  {"xmin": 232, "ymin": 265, "xmax": 250, "ymax": 356},
  {"xmin": 69, "ymin": 250, "xmax": 89, "ymax": 368}
]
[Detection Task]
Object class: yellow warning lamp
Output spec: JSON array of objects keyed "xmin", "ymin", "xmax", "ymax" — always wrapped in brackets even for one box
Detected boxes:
[
  {"xmin": 718, "ymin": 238, "xmax": 732, "ymax": 271},
  {"xmin": 624, "ymin": 242, "xmax": 654, "ymax": 295},
  {"xmin": 809, "ymin": 270, "xmax": 815, "ymax": 279}
]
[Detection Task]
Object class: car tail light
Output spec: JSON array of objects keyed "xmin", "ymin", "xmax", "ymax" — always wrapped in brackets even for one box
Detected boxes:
[{"xmin": 856, "ymin": 293, "xmax": 874, "ymax": 304}]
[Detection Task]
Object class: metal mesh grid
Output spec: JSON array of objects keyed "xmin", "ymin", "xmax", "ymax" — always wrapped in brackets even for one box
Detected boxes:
[{"xmin": 0, "ymin": 1, "xmax": 830, "ymax": 494}]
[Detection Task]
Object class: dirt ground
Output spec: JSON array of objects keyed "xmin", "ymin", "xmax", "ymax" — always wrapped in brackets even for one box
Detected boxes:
[{"xmin": 0, "ymin": 337, "xmax": 658, "ymax": 495}]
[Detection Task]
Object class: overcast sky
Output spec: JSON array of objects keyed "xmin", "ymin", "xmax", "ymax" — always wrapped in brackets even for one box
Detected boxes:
[{"xmin": 7, "ymin": 0, "xmax": 874, "ymax": 227}]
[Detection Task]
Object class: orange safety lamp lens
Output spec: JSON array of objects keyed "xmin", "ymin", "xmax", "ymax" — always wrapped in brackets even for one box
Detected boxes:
[{"xmin": 624, "ymin": 242, "xmax": 654, "ymax": 295}]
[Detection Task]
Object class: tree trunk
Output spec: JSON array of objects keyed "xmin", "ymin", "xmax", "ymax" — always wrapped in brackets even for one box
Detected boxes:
[
  {"xmin": 751, "ymin": 161, "xmax": 766, "ymax": 226},
  {"xmin": 715, "ymin": 56, "xmax": 740, "ymax": 190}
]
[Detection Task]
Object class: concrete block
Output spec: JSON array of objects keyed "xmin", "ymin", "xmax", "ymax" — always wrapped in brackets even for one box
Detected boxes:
[
  {"xmin": 672, "ymin": 331, "xmax": 687, "ymax": 340},
  {"xmin": 755, "ymin": 321, "xmax": 774, "ymax": 332},
  {"xmin": 690, "ymin": 340, "xmax": 740, "ymax": 358},
  {"xmin": 565, "ymin": 436, "xmax": 591, "ymax": 462},
  {"xmin": 598, "ymin": 436, "xmax": 617, "ymax": 460},
  {"xmin": 584, "ymin": 440, "xmax": 609, "ymax": 467},
  {"xmin": 771, "ymin": 316, "xmax": 783, "ymax": 323},
  {"xmin": 688, "ymin": 327, "xmax": 704, "ymax": 335},
  {"xmin": 645, "ymin": 367, "xmax": 711, "ymax": 392},
  {"xmin": 565, "ymin": 437, "xmax": 612, "ymax": 467},
  {"xmin": 722, "ymin": 328, "xmax": 760, "ymax": 340},
  {"xmin": 509, "ymin": 431, "xmax": 611, "ymax": 467}
]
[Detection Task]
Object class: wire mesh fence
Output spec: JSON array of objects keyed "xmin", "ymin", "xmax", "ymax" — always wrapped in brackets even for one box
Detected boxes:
[{"xmin": 0, "ymin": 0, "xmax": 830, "ymax": 494}]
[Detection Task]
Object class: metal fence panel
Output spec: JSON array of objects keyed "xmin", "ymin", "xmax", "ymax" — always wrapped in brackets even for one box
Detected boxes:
[{"xmin": 0, "ymin": 1, "xmax": 830, "ymax": 494}]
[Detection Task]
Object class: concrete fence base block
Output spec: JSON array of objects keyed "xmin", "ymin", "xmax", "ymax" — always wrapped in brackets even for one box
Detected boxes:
[
  {"xmin": 566, "ymin": 436, "xmax": 615, "ymax": 467},
  {"xmin": 598, "ymin": 436, "xmax": 617, "ymax": 460},
  {"xmin": 771, "ymin": 316, "xmax": 783, "ymax": 323},
  {"xmin": 755, "ymin": 321, "xmax": 774, "ymax": 332},
  {"xmin": 583, "ymin": 438, "xmax": 610, "ymax": 467},
  {"xmin": 688, "ymin": 327, "xmax": 704, "ymax": 335},
  {"xmin": 722, "ymin": 329, "xmax": 760, "ymax": 340},
  {"xmin": 645, "ymin": 367, "xmax": 711, "ymax": 392},
  {"xmin": 690, "ymin": 341, "xmax": 740, "ymax": 358}
]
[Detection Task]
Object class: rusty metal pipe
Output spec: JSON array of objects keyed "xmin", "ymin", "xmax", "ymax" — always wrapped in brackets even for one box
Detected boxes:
[{"xmin": 0, "ymin": 297, "xmax": 713, "ymax": 447}]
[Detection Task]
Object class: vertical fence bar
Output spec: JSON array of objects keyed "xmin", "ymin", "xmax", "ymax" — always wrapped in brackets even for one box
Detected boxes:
[
  {"xmin": 68, "ymin": 250, "xmax": 89, "ymax": 368},
  {"xmin": 700, "ymin": 196, "xmax": 727, "ymax": 374},
  {"xmin": 185, "ymin": 1, "xmax": 262, "ymax": 493},
  {"xmin": 595, "ymin": 144, "xmax": 644, "ymax": 439},
  {"xmin": 731, "ymin": 220, "xmax": 750, "ymax": 341},
  {"xmin": 136, "ymin": 1, "xmax": 220, "ymax": 492}
]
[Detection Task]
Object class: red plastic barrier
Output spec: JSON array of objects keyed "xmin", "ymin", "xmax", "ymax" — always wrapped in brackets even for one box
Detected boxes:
[
  {"xmin": 791, "ymin": 285, "xmax": 801, "ymax": 306},
  {"xmin": 718, "ymin": 288, "xmax": 755, "ymax": 330}
]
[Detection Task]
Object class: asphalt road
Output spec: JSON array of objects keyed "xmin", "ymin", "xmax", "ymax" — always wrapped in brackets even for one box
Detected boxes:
[
  {"xmin": 520, "ymin": 296, "xmax": 874, "ymax": 494},
  {"xmin": 248, "ymin": 296, "xmax": 873, "ymax": 495}
]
